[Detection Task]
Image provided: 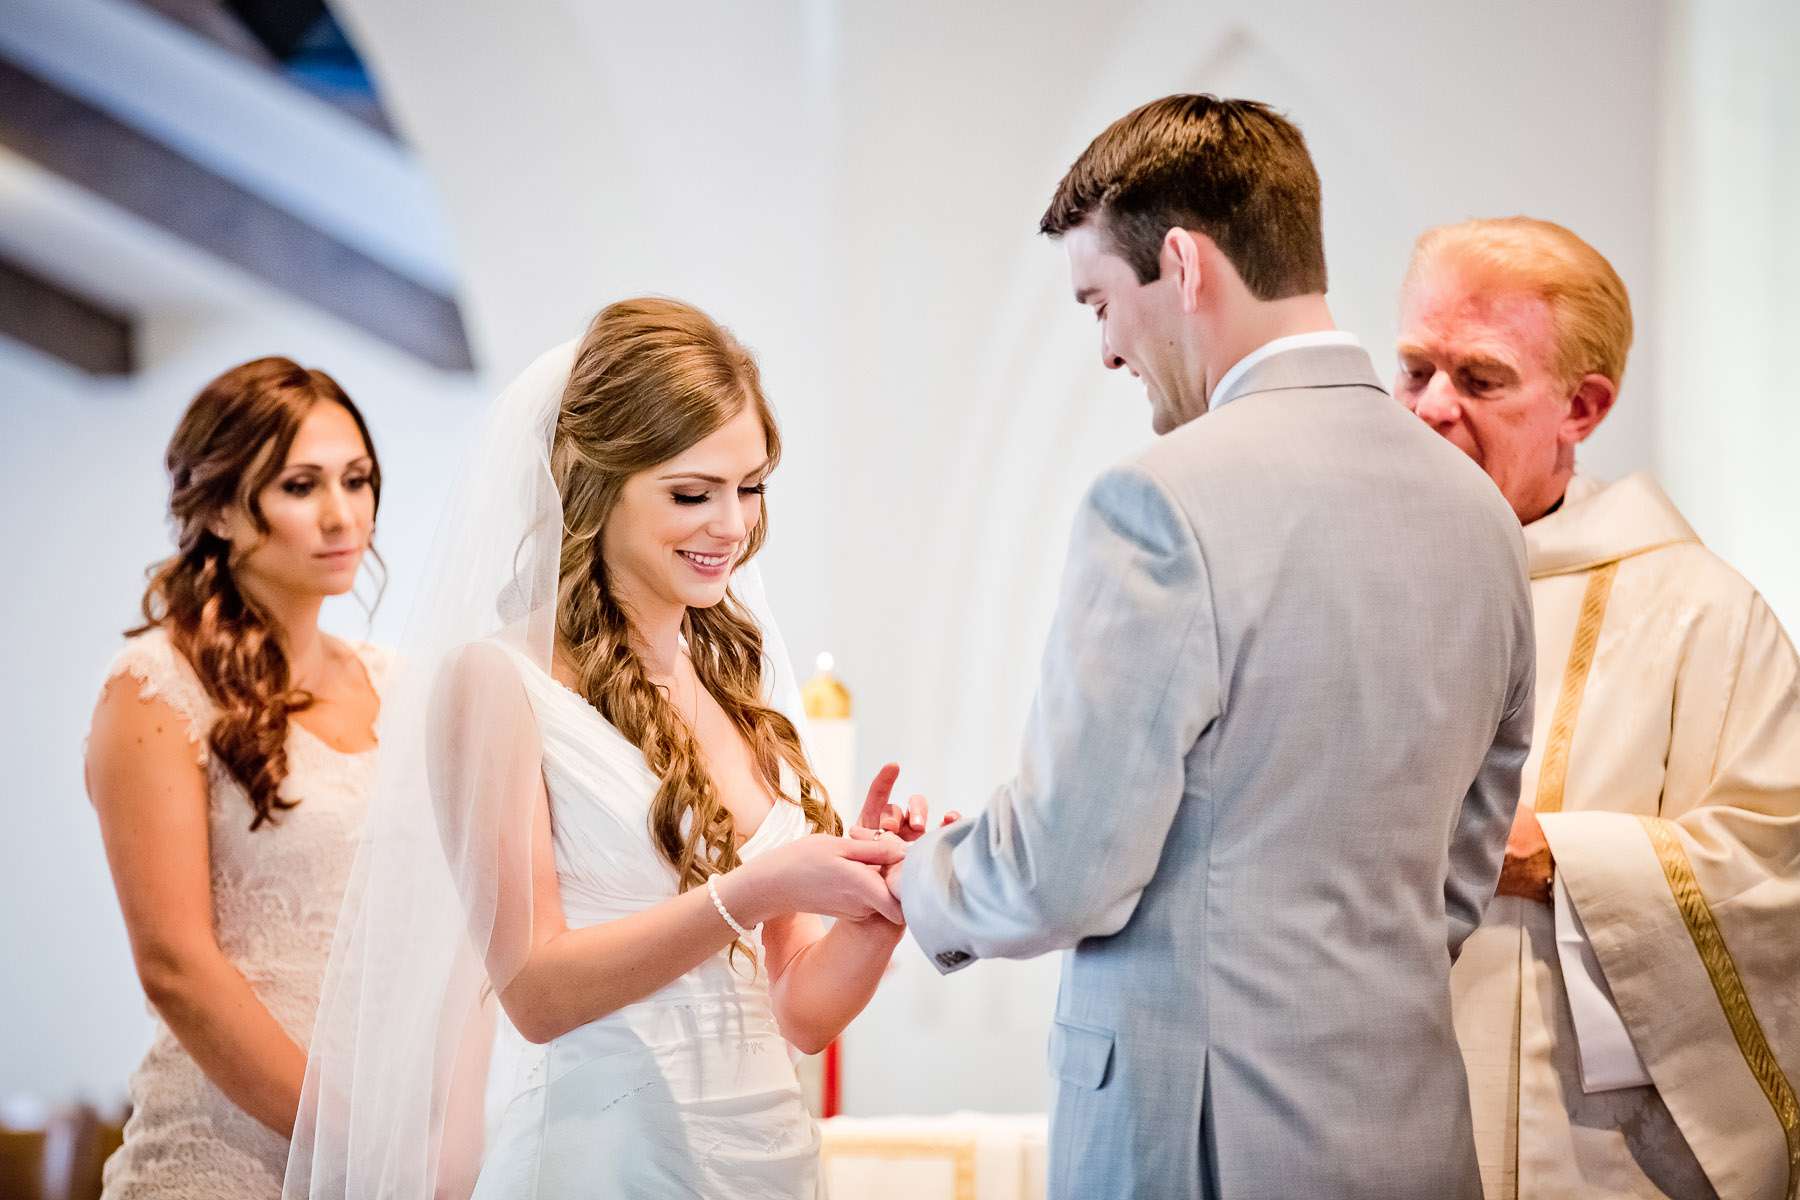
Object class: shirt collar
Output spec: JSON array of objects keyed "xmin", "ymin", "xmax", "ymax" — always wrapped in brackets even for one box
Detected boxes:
[{"xmin": 1210, "ymin": 331, "xmax": 1362, "ymax": 411}]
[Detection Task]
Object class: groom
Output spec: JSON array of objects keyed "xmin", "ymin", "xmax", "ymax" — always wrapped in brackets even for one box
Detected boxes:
[{"xmin": 886, "ymin": 95, "xmax": 1536, "ymax": 1199}]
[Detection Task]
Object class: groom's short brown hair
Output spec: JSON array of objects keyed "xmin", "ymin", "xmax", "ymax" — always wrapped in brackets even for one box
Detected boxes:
[{"xmin": 1041, "ymin": 94, "xmax": 1327, "ymax": 299}]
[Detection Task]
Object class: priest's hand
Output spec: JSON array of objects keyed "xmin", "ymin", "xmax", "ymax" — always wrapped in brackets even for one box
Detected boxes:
[{"xmin": 1496, "ymin": 804, "xmax": 1554, "ymax": 903}]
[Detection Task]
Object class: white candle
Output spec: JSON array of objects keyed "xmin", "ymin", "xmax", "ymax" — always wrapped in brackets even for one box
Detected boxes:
[{"xmin": 801, "ymin": 651, "xmax": 857, "ymax": 820}]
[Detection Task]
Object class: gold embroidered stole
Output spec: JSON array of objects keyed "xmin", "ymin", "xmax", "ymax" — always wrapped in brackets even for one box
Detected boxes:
[
  {"xmin": 1534, "ymin": 561, "xmax": 1618, "ymax": 816},
  {"xmin": 1534, "ymin": 559, "xmax": 1799, "ymax": 1199}
]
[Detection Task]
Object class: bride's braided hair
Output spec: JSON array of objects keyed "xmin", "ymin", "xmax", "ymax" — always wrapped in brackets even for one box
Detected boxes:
[
  {"xmin": 551, "ymin": 299, "xmax": 839, "ymax": 961},
  {"xmin": 134, "ymin": 357, "xmax": 382, "ymax": 831}
]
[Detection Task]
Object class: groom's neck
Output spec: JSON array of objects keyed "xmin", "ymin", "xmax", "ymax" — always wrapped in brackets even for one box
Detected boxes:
[{"xmin": 1213, "ymin": 293, "xmax": 1337, "ymax": 374}]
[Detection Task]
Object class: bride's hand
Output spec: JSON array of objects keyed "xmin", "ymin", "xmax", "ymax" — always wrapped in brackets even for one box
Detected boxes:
[
  {"xmin": 723, "ymin": 833, "xmax": 905, "ymax": 926},
  {"xmin": 853, "ymin": 763, "xmax": 960, "ymax": 844}
]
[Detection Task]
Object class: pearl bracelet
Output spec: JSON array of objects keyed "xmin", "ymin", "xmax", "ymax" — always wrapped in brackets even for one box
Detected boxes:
[{"xmin": 707, "ymin": 874, "xmax": 755, "ymax": 940}]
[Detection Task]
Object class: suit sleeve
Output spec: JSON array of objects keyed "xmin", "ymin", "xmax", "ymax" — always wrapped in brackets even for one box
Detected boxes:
[
  {"xmin": 1443, "ymin": 553, "xmax": 1535, "ymax": 960},
  {"xmin": 900, "ymin": 463, "xmax": 1222, "ymax": 972}
]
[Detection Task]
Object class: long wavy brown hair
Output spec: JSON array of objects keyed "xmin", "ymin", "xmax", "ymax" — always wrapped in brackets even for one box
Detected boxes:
[
  {"xmin": 552, "ymin": 299, "xmax": 839, "ymax": 950},
  {"xmin": 134, "ymin": 356, "xmax": 383, "ymax": 831}
]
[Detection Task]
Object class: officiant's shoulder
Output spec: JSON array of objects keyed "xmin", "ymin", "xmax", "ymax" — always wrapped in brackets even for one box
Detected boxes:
[{"xmin": 1634, "ymin": 536, "xmax": 1786, "ymax": 647}]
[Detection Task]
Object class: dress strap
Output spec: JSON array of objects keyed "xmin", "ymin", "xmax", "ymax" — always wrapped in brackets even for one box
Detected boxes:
[
  {"xmin": 349, "ymin": 640, "xmax": 395, "ymax": 697},
  {"xmin": 103, "ymin": 627, "xmax": 216, "ymax": 765}
]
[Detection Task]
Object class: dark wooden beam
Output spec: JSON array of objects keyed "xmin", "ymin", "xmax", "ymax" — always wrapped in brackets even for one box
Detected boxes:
[
  {"xmin": 223, "ymin": 0, "xmax": 329, "ymax": 59},
  {"xmin": 0, "ymin": 56, "xmax": 471, "ymax": 371},
  {"xmin": 0, "ymin": 256, "xmax": 134, "ymax": 375},
  {"xmin": 131, "ymin": 0, "xmax": 397, "ymax": 137},
  {"xmin": 134, "ymin": 0, "xmax": 280, "ymax": 68}
]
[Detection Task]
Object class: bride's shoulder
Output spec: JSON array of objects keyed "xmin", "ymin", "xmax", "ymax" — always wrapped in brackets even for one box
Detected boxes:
[{"xmin": 435, "ymin": 635, "xmax": 542, "ymax": 697}]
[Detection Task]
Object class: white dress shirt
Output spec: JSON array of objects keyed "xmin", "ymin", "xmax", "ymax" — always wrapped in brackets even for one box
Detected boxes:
[{"xmin": 1210, "ymin": 330, "xmax": 1363, "ymax": 411}]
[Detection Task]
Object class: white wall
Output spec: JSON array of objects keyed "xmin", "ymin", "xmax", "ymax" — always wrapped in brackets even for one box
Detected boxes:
[
  {"xmin": 0, "ymin": 275, "xmax": 488, "ymax": 1105},
  {"xmin": 336, "ymin": 0, "xmax": 1668, "ymax": 1116},
  {"xmin": 1656, "ymin": 0, "xmax": 1800, "ymax": 628}
]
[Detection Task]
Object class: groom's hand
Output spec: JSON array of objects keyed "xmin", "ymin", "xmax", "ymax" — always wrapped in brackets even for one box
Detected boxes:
[
  {"xmin": 846, "ymin": 764, "xmax": 960, "ymax": 927},
  {"xmin": 884, "ymin": 851, "xmax": 906, "ymax": 906},
  {"xmin": 854, "ymin": 763, "xmax": 959, "ymax": 843},
  {"xmin": 856, "ymin": 763, "xmax": 904, "ymax": 832}
]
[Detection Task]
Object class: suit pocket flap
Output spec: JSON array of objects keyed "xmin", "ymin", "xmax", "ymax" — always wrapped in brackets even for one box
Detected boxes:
[{"xmin": 1049, "ymin": 1018, "xmax": 1114, "ymax": 1090}]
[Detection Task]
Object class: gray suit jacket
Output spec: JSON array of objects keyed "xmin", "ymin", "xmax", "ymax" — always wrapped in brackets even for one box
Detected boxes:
[{"xmin": 902, "ymin": 344, "xmax": 1534, "ymax": 1200}]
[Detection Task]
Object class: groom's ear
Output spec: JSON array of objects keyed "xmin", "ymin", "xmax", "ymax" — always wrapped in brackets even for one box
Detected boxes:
[{"xmin": 1164, "ymin": 228, "xmax": 1206, "ymax": 314}]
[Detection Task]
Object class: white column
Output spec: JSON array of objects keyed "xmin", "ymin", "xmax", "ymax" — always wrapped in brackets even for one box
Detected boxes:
[{"xmin": 1656, "ymin": 0, "xmax": 1800, "ymax": 626}]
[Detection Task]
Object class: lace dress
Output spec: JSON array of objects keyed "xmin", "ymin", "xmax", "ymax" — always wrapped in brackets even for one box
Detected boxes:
[{"xmin": 94, "ymin": 627, "xmax": 389, "ymax": 1199}]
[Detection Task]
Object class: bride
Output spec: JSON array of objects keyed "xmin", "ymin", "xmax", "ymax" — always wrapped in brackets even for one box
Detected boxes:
[{"xmin": 285, "ymin": 298, "xmax": 939, "ymax": 1198}]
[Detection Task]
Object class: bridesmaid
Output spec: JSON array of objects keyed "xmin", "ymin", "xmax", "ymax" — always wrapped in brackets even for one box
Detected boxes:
[{"xmin": 84, "ymin": 358, "xmax": 390, "ymax": 1198}]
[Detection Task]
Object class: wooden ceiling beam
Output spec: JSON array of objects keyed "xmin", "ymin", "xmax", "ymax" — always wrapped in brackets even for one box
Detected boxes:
[
  {"xmin": 0, "ymin": 254, "xmax": 134, "ymax": 375},
  {"xmin": 0, "ymin": 55, "xmax": 471, "ymax": 371}
]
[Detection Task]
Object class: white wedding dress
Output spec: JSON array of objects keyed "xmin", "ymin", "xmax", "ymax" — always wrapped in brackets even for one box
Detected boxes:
[
  {"xmin": 469, "ymin": 642, "xmax": 821, "ymax": 1200},
  {"xmin": 283, "ymin": 340, "xmax": 825, "ymax": 1200}
]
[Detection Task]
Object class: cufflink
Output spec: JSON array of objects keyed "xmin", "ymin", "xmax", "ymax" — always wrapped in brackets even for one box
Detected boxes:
[{"xmin": 935, "ymin": 949, "xmax": 973, "ymax": 970}]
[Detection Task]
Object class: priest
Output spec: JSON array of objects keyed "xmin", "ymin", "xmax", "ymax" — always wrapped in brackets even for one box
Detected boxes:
[{"xmin": 1394, "ymin": 215, "xmax": 1800, "ymax": 1200}]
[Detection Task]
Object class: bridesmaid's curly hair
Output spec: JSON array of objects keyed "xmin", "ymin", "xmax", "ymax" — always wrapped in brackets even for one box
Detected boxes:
[
  {"xmin": 133, "ymin": 357, "xmax": 383, "ymax": 831},
  {"xmin": 552, "ymin": 299, "xmax": 839, "ymax": 963}
]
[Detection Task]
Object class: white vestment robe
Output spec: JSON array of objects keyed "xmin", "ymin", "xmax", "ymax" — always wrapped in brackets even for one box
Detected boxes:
[{"xmin": 1453, "ymin": 472, "xmax": 1800, "ymax": 1200}]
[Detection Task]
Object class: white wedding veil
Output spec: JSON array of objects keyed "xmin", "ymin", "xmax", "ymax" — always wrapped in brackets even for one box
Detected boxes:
[{"xmin": 283, "ymin": 333, "xmax": 809, "ymax": 1198}]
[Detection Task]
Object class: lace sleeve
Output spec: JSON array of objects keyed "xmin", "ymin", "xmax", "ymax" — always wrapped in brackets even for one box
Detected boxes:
[
  {"xmin": 102, "ymin": 628, "xmax": 216, "ymax": 766},
  {"xmin": 351, "ymin": 641, "xmax": 396, "ymax": 697}
]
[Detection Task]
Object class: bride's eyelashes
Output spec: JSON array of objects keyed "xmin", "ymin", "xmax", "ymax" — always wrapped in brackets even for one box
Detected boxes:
[{"xmin": 671, "ymin": 483, "xmax": 766, "ymax": 507}]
